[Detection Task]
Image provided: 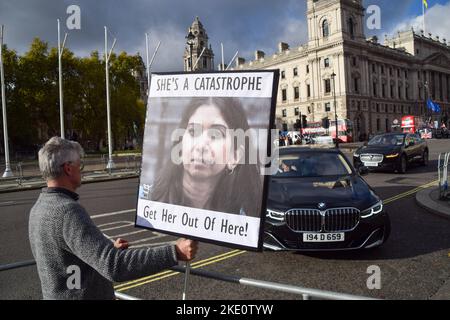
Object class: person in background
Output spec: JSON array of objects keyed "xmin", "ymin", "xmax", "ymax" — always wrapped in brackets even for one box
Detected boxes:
[{"xmin": 29, "ymin": 137, "xmax": 198, "ymax": 300}]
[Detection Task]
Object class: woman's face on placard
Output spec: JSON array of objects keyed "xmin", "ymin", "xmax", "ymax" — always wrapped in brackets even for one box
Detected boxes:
[{"xmin": 182, "ymin": 104, "xmax": 233, "ymax": 180}]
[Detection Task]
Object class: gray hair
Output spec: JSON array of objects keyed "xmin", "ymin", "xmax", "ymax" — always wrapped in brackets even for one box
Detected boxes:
[{"xmin": 38, "ymin": 137, "xmax": 84, "ymax": 180}]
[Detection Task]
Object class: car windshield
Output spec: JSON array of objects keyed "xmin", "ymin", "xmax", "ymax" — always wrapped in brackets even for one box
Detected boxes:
[
  {"xmin": 274, "ymin": 152, "xmax": 353, "ymax": 178},
  {"xmin": 368, "ymin": 134, "xmax": 405, "ymax": 146}
]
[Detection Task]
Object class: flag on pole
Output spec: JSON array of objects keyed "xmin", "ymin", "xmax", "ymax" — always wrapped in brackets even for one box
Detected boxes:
[
  {"xmin": 423, "ymin": 0, "xmax": 428, "ymax": 9},
  {"xmin": 427, "ymin": 98, "xmax": 441, "ymax": 113}
]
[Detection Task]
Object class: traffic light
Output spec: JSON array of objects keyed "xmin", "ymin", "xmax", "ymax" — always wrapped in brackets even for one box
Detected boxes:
[
  {"xmin": 322, "ymin": 117, "xmax": 330, "ymax": 129},
  {"xmin": 301, "ymin": 115, "xmax": 307, "ymax": 129}
]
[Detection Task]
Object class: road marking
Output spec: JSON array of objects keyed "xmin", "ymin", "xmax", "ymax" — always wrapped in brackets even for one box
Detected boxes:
[
  {"xmin": 114, "ymin": 249, "xmax": 243, "ymax": 291},
  {"xmin": 99, "ymin": 221, "xmax": 135, "ymax": 232},
  {"xmin": 104, "ymin": 229, "xmax": 148, "ymax": 239},
  {"xmin": 91, "ymin": 209, "xmax": 135, "ymax": 219},
  {"xmin": 383, "ymin": 180, "xmax": 438, "ymax": 204}
]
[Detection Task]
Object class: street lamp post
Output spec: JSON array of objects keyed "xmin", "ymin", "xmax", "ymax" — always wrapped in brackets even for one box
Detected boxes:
[
  {"xmin": 104, "ymin": 26, "xmax": 117, "ymax": 172},
  {"xmin": 331, "ymin": 72, "xmax": 339, "ymax": 148},
  {"xmin": 0, "ymin": 25, "xmax": 13, "ymax": 177},
  {"xmin": 185, "ymin": 30, "xmax": 195, "ymax": 71},
  {"xmin": 57, "ymin": 19, "xmax": 68, "ymax": 139},
  {"xmin": 424, "ymin": 80, "xmax": 430, "ymax": 122}
]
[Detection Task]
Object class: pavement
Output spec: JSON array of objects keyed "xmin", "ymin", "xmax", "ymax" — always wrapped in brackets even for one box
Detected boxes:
[
  {"xmin": 0, "ymin": 153, "xmax": 142, "ymax": 193},
  {"xmin": 416, "ymin": 187, "xmax": 450, "ymax": 220},
  {"xmin": 0, "ymin": 169, "xmax": 140, "ymax": 193}
]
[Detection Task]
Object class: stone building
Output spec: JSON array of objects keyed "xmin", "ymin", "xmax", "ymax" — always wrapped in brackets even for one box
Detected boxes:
[
  {"xmin": 232, "ymin": 0, "xmax": 450, "ymax": 139},
  {"xmin": 183, "ymin": 17, "xmax": 215, "ymax": 72}
]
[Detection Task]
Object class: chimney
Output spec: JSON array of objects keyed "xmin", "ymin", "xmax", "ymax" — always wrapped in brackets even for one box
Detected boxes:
[
  {"xmin": 278, "ymin": 42, "xmax": 289, "ymax": 53},
  {"xmin": 236, "ymin": 57, "xmax": 246, "ymax": 67},
  {"xmin": 255, "ymin": 50, "xmax": 265, "ymax": 60}
]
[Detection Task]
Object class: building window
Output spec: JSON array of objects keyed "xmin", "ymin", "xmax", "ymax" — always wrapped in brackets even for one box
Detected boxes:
[
  {"xmin": 406, "ymin": 86, "xmax": 409, "ymax": 100},
  {"xmin": 373, "ymin": 82, "xmax": 377, "ymax": 97},
  {"xmin": 295, "ymin": 107, "xmax": 300, "ymax": 116},
  {"xmin": 324, "ymin": 58, "xmax": 330, "ymax": 68},
  {"xmin": 372, "ymin": 64, "xmax": 376, "ymax": 73},
  {"xmin": 352, "ymin": 57, "xmax": 357, "ymax": 66},
  {"xmin": 323, "ymin": 20, "xmax": 330, "ymax": 38},
  {"xmin": 397, "ymin": 69, "xmax": 401, "ymax": 77},
  {"xmin": 381, "ymin": 66, "xmax": 385, "ymax": 74},
  {"xmin": 376, "ymin": 119, "xmax": 381, "ymax": 132},
  {"xmin": 325, "ymin": 79, "xmax": 331, "ymax": 94},
  {"xmin": 203, "ymin": 57, "xmax": 207, "ymax": 68},
  {"xmin": 281, "ymin": 71, "xmax": 286, "ymax": 79},
  {"xmin": 398, "ymin": 86, "xmax": 402, "ymax": 99},
  {"xmin": 293, "ymin": 67, "xmax": 298, "ymax": 77},
  {"xmin": 348, "ymin": 18, "xmax": 355, "ymax": 38},
  {"xmin": 354, "ymin": 77, "xmax": 359, "ymax": 93},
  {"xmin": 282, "ymin": 109, "xmax": 287, "ymax": 118},
  {"xmin": 405, "ymin": 70, "xmax": 408, "ymax": 79},
  {"xmin": 376, "ymin": 103, "xmax": 380, "ymax": 113},
  {"xmin": 306, "ymin": 65, "xmax": 310, "ymax": 74},
  {"xmin": 386, "ymin": 118, "xmax": 390, "ymax": 132},
  {"xmin": 325, "ymin": 102, "xmax": 331, "ymax": 112},
  {"xmin": 294, "ymin": 86, "xmax": 300, "ymax": 100},
  {"xmin": 282, "ymin": 89, "xmax": 287, "ymax": 102},
  {"xmin": 391, "ymin": 84, "xmax": 395, "ymax": 98},
  {"xmin": 307, "ymin": 84, "xmax": 311, "ymax": 98},
  {"xmin": 382, "ymin": 84, "xmax": 386, "ymax": 98}
]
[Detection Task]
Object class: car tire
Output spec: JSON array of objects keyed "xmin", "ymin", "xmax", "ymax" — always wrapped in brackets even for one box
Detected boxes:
[
  {"xmin": 397, "ymin": 154, "xmax": 407, "ymax": 174},
  {"xmin": 421, "ymin": 150, "xmax": 429, "ymax": 166}
]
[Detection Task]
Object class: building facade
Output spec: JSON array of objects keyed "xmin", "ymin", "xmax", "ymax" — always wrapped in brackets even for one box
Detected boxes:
[
  {"xmin": 232, "ymin": 0, "xmax": 450, "ymax": 139},
  {"xmin": 183, "ymin": 17, "xmax": 215, "ymax": 72}
]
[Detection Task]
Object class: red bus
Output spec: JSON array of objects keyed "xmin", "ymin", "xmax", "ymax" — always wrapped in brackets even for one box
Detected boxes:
[{"xmin": 302, "ymin": 119, "xmax": 354, "ymax": 143}]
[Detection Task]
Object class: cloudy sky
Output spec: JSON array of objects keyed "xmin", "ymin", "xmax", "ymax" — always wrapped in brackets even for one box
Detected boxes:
[{"xmin": 1, "ymin": 0, "xmax": 449, "ymax": 72}]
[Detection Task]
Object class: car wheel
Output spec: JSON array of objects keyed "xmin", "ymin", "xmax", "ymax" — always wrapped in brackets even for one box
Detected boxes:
[
  {"xmin": 421, "ymin": 150, "xmax": 429, "ymax": 166},
  {"xmin": 397, "ymin": 154, "xmax": 407, "ymax": 174}
]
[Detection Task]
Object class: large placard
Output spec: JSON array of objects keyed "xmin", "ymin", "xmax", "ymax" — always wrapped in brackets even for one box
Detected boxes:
[{"xmin": 136, "ymin": 70, "xmax": 279, "ymax": 251}]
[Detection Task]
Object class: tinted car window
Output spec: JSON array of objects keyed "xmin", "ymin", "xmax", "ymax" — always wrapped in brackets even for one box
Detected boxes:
[
  {"xmin": 275, "ymin": 152, "xmax": 353, "ymax": 178},
  {"xmin": 368, "ymin": 134, "xmax": 405, "ymax": 146}
]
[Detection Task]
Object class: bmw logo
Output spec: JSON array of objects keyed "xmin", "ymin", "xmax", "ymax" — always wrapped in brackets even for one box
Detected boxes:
[{"xmin": 318, "ymin": 202, "xmax": 327, "ymax": 210}]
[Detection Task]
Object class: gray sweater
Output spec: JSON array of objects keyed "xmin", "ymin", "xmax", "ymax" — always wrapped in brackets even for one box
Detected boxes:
[{"xmin": 29, "ymin": 188, "xmax": 178, "ymax": 300}]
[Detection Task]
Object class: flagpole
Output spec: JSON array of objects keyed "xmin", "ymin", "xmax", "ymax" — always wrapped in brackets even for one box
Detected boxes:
[{"xmin": 422, "ymin": 1, "xmax": 426, "ymax": 36}]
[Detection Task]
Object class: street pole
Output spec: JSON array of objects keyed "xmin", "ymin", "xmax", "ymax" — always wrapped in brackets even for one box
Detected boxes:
[
  {"xmin": 331, "ymin": 72, "xmax": 339, "ymax": 148},
  {"xmin": 57, "ymin": 19, "xmax": 68, "ymax": 139},
  {"xmin": 145, "ymin": 33, "xmax": 150, "ymax": 97},
  {"xmin": 104, "ymin": 26, "xmax": 116, "ymax": 171},
  {"xmin": 0, "ymin": 25, "xmax": 13, "ymax": 177},
  {"xmin": 182, "ymin": 29, "xmax": 196, "ymax": 300}
]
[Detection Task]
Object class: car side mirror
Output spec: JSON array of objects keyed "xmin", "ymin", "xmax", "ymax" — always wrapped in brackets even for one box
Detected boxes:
[{"xmin": 358, "ymin": 166, "xmax": 369, "ymax": 176}]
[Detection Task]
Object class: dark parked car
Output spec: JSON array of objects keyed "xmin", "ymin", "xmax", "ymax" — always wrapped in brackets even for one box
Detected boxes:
[
  {"xmin": 353, "ymin": 133, "xmax": 429, "ymax": 174},
  {"xmin": 432, "ymin": 127, "xmax": 450, "ymax": 139},
  {"xmin": 264, "ymin": 147, "xmax": 390, "ymax": 251}
]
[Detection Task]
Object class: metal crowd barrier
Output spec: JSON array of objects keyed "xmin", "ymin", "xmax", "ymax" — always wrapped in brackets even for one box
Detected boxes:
[
  {"xmin": 0, "ymin": 259, "xmax": 376, "ymax": 300},
  {"xmin": 438, "ymin": 152, "xmax": 450, "ymax": 199}
]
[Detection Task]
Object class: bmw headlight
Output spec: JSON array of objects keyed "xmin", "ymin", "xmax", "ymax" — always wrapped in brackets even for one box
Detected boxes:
[
  {"xmin": 361, "ymin": 201, "xmax": 383, "ymax": 218},
  {"xmin": 266, "ymin": 209, "xmax": 285, "ymax": 221}
]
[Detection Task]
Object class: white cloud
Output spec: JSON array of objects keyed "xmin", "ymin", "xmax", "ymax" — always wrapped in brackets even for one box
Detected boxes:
[{"xmin": 389, "ymin": 2, "xmax": 450, "ymax": 42}]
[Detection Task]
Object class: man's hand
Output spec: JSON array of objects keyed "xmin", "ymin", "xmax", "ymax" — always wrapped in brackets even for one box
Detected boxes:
[
  {"xmin": 175, "ymin": 238, "xmax": 198, "ymax": 262},
  {"xmin": 114, "ymin": 238, "xmax": 129, "ymax": 250}
]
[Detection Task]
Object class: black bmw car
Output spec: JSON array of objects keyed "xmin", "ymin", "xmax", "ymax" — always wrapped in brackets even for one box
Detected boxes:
[
  {"xmin": 353, "ymin": 133, "xmax": 429, "ymax": 173},
  {"xmin": 264, "ymin": 147, "xmax": 390, "ymax": 251}
]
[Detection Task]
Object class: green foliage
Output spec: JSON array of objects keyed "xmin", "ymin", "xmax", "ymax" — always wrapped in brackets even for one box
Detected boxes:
[{"xmin": 0, "ymin": 38, "xmax": 147, "ymax": 155}]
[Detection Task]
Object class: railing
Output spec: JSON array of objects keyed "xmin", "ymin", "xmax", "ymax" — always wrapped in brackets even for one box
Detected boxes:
[
  {"xmin": 0, "ymin": 155, "xmax": 142, "ymax": 187},
  {"xmin": 438, "ymin": 152, "xmax": 450, "ymax": 200},
  {"xmin": 0, "ymin": 259, "xmax": 376, "ymax": 300}
]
